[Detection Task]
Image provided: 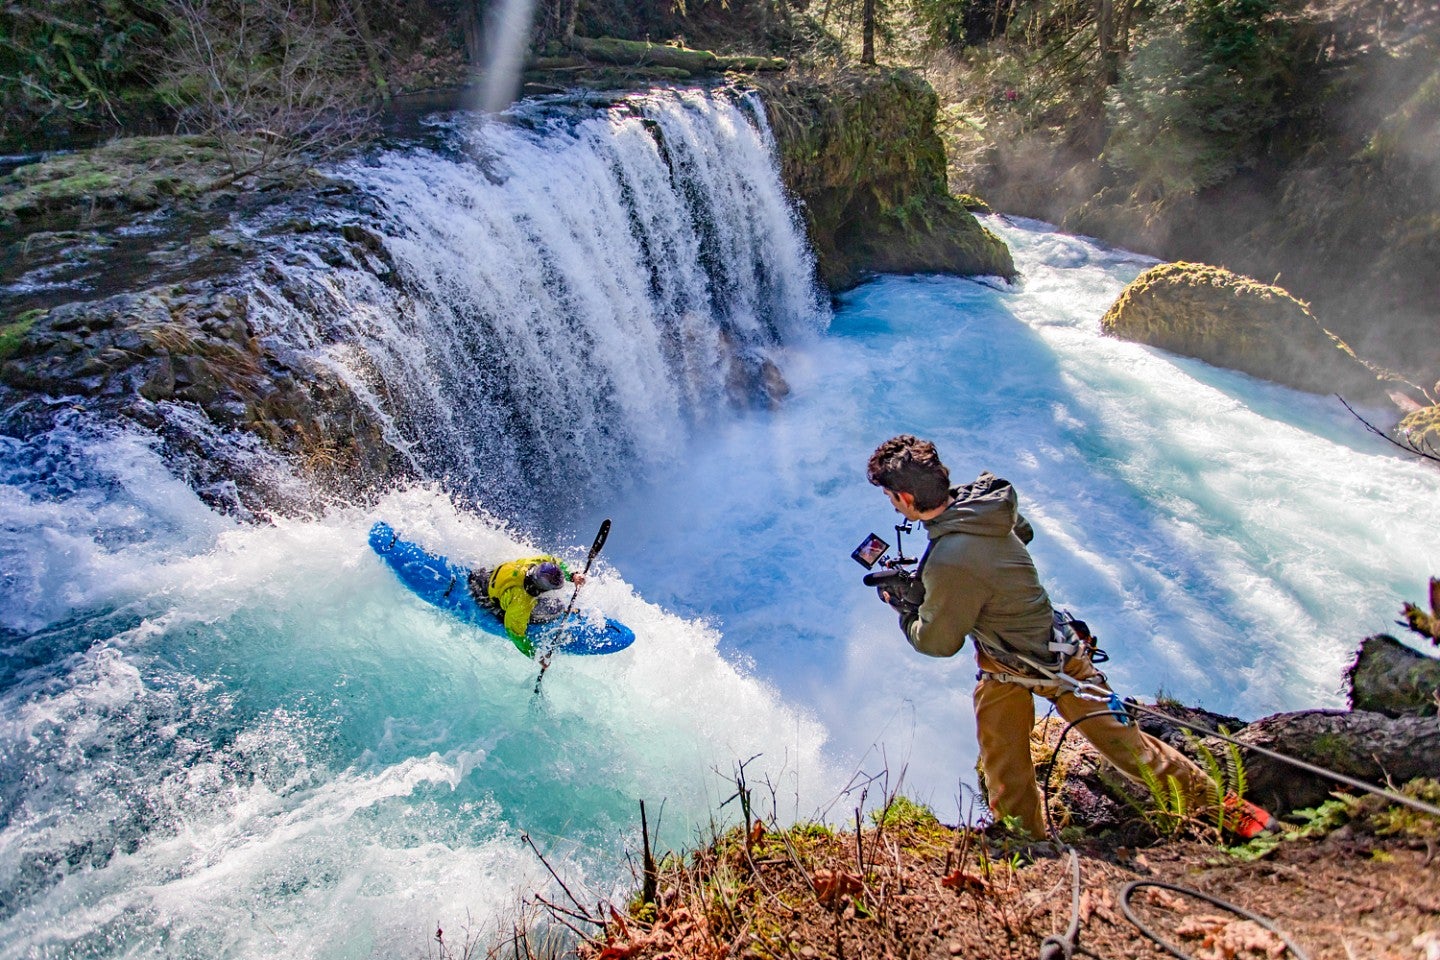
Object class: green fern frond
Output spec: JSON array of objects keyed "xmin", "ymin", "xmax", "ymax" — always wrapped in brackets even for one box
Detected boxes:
[{"xmin": 1226, "ymin": 741, "xmax": 1247, "ymax": 800}]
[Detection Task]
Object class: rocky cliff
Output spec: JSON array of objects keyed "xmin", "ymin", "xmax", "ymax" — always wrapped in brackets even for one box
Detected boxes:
[{"xmin": 757, "ymin": 68, "xmax": 1014, "ymax": 290}]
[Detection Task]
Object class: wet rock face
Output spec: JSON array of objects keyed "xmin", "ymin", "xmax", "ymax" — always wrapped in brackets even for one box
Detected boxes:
[
  {"xmin": 1100, "ymin": 261, "xmax": 1381, "ymax": 399},
  {"xmin": 0, "ymin": 285, "xmax": 399, "ymax": 507},
  {"xmin": 1, "ymin": 75, "xmax": 1010, "ymax": 512},
  {"xmin": 756, "ymin": 68, "xmax": 1015, "ymax": 290}
]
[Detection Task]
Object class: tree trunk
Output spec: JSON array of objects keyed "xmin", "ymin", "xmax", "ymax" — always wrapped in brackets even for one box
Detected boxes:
[
  {"xmin": 1097, "ymin": 0, "xmax": 1117, "ymax": 84},
  {"xmin": 460, "ymin": 0, "xmax": 484, "ymax": 65},
  {"xmin": 1116, "ymin": 0, "xmax": 1136, "ymax": 55},
  {"xmin": 861, "ymin": 0, "xmax": 876, "ymax": 64}
]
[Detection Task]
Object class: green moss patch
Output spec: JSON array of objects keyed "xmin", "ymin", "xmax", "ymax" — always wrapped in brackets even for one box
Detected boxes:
[
  {"xmin": 1100, "ymin": 261, "xmax": 1375, "ymax": 396},
  {"xmin": 1, "ymin": 135, "xmax": 228, "ymax": 226},
  {"xmin": 1398, "ymin": 404, "xmax": 1440, "ymax": 441},
  {"xmin": 0, "ymin": 309, "xmax": 44, "ymax": 361}
]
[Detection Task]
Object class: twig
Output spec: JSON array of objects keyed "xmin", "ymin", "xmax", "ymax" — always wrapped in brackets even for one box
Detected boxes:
[
  {"xmin": 1337, "ymin": 395, "xmax": 1439, "ymax": 462},
  {"xmin": 640, "ymin": 800, "xmax": 658, "ymax": 906},
  {"xmin": 531, "ymin": 894, "xmax": 602, "ymax": 928},
  {"xmin": 521, "ymin": 833, "xmax": 602, "ymax": 923},
  {"xmin": 530, "ymin": 897, "xmax": 593, "ymax": 939},
  {"xmin": 854, "ymin": 807, "xmax": 865, "ymax": 878}
]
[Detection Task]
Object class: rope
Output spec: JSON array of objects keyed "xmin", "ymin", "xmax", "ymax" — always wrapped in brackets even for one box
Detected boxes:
[
  {"xmin": 1037, "ymin": 848, "xmax": 1082, "ymax": 960},
  {"xmin": 1022, "ymin": 662, "xmax": 1440, "ymax": 821},
  {"xmin": 1119, "ymin": 881, "xmax": 1311, "ymax": 960},
  {"xmin": 1119, "ymin": 698, "xmax": 1440, "ymax": 820}
]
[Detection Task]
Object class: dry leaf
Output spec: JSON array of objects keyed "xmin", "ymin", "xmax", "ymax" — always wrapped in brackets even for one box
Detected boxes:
[
  {"xmin": 598, "ymin": 944, "xmax": 647, "ymax": 960},
  {"xmin": 1174, "ymin": 915, "xmax": 1288, "ymax": 959},
  {"xmin": 1142, "ymin": 887, "xmax": 1188, "ymax": 911},
  {"xmin": 812, "ymin": 868, "xmax": 863, "ymax": 906},
  {"xmin": 939, "ymin": 869, "xmax": 986, "ymax": 894}
]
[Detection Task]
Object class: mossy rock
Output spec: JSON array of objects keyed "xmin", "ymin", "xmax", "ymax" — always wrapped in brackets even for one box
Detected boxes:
[
  {"xmin": 0, "ymin": 309, "xmax": 44, "ymax": 361},
  {"xmin": 1, "ymin": 135, "xmax": 226, "ymax": 228},
  {"xmin": 1347, "ymin": 634, "xmax": 1440, "ymax": 718},
  {"xmin": 1100, "ymin": 262, "xmax": 1376, "ymax": 396},
  {"xmin": 755, "ymin": 68, "xmax": 1014, "ymax": 288},
  {"xmin": 0, "ymin": 285, "xmax": 397, "ymax": 496},
  {"xmin": 954, "ymin": 192, "xmax": 992, "ymax": 213}
]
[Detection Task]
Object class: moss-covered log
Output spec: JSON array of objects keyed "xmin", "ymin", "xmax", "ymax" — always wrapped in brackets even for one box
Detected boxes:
[
  {"xmin": 567, "ymin": 36, "xmax": 785, "ymax": 73},
  {"xmin": 1223, "ymin": 709, "xmax": 1440, "ymax": 814}
]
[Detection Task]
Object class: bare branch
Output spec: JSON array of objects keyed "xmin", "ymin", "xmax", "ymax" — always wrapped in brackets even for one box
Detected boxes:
[
  {"xmin": 1337, "ymin": 395, "xmax": 1440, "ymax": 464},
  {"xmin": 158, "ymin": 0, "xmax": 375, "ymax": 184}
]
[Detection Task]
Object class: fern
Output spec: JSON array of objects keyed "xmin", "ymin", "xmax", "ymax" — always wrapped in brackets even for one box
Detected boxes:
[
  {"xmin": 1136, "ymin": 760, "xmax": 1189, "ymax": 836},
  {"xmin": 1184, "ymin": 731, "xmax": 1233, "ymax": 834},
  {"xmin": 1225, "ymin": 739, "xmax": 1247, "ymax": 801}
]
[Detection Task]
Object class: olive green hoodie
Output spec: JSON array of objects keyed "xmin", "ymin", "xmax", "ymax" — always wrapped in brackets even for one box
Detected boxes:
[{"xmin": 904, "ymin": 473, "xmax": 1055, "ymax": 668}]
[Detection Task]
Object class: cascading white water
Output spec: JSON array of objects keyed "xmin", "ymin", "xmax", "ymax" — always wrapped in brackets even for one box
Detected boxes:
[
  {"xmin": 0, "ymin": 88, "xmax": 838, "ymax": 960},
  {"xmin": 248, "ymin": 88, "xmax": 826, "ymax": 524}
]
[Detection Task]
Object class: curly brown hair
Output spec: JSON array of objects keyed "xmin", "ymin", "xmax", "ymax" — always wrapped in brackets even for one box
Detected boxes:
[{"xmin": 866, "ymin": 435, "xmax": 952, "ymax": 511}]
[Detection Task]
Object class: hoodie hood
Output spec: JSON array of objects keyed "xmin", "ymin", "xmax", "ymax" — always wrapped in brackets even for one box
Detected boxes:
[{"xmin": 924, "ymin": 472, "xmax": 1019, "ymax": 540}]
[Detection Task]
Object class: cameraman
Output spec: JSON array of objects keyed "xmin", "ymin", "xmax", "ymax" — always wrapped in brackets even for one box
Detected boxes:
[{"xmin": 865, "ymin": 434, "xmax": 1275, "ymax": 841}]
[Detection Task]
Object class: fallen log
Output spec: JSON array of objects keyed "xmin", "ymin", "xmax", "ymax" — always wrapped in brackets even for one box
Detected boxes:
[
  {"xmin": 568, "ymin": 36, "xmax": 786, "ymax": 73},
  {"xmin": 1215, "ymin": 708, "xmax": 1440, "ymax": 814}
]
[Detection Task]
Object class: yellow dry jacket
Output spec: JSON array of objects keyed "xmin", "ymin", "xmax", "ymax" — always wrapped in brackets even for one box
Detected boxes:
[{"xmin": 486, "ymin": 555, "xmax": 573, "ymax": 657}]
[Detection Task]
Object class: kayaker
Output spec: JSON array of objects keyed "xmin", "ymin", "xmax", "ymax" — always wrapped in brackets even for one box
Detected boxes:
[{"xmin": 469, "ymin": 557, "xmax": 586, "ymax": 657}]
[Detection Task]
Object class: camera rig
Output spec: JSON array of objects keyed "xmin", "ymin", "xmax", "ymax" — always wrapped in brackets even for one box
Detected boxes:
[{"xmin": 853, "ymin": 520, "xmax": 920, "ymax": 595}]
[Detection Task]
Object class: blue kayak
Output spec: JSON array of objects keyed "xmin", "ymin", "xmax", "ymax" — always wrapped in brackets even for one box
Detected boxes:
[{"xmin": 368, "ymin": 521, "xmax": 635, "ymax": 656}]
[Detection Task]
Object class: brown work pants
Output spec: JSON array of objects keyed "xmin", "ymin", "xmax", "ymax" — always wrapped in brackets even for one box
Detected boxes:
[{"xmin": 973, "ymin": 651, "xmax": 1213, "ymax": 839}]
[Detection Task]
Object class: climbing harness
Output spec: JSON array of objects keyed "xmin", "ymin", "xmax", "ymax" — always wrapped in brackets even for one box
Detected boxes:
[{"xmin": 976, "ymin": 611, "xmax": 1133, "ymax": 727}]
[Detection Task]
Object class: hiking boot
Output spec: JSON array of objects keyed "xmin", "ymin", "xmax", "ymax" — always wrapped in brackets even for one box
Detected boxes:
[{"xmin": 1222, "ymin": 794, "xmax": 1279, "ymax": 839}]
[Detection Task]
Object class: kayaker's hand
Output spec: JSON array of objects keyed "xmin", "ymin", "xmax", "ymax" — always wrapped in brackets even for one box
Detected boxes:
[{"xmin": 572, "ymin": 572, "xmax": 587, "ymax": 586}]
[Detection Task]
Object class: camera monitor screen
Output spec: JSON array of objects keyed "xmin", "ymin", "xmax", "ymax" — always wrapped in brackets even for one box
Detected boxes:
[{"xmin": 851, "ymin": 533, "xmax": 888, "ymax": 569}]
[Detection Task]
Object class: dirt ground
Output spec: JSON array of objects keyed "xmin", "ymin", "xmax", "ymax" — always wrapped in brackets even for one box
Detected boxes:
[{"xmin": 574, "ymin": 805, "xmax": 1440, "ymax": 960}]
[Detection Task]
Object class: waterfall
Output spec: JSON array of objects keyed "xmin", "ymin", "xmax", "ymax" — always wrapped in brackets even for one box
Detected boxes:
[{"xmin": 249, "ymin": 88, "xmax": 827, "ymax": 523}]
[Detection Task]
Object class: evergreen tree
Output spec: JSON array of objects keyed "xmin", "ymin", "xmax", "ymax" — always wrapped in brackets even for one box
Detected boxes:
[{"xmin": 1103, "ymin": 0, "xmax": 1299, "ymax": 199}]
